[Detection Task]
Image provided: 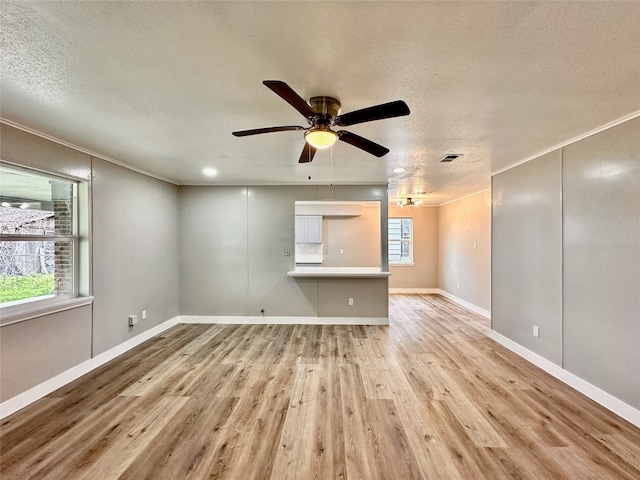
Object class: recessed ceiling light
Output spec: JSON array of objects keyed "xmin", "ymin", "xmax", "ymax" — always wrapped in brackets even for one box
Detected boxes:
[
  {"xmin": 203, "ymin": 167, "xmax": 218, "ymax": 177},
  {"xmin": 392, "ymin": 167, "xmax": 405, "ymax": 173},
  {"xmin": 1, "ymin": 202, "xmax": 11, "ymax": 207},
  {"xmin": 414, "ymin": 191, "xmax": 431, "ymax": 196}
]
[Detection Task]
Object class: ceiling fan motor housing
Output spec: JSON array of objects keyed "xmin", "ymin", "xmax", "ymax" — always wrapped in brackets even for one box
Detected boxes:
[{"xmin": 309, "ymin": 96, "xmax": 341, "ymax": 122}]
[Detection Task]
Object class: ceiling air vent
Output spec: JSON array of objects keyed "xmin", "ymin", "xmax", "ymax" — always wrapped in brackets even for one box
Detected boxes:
[{"xmin": 440, "ymin": 154, "xmax": 463, "ymax": 163}]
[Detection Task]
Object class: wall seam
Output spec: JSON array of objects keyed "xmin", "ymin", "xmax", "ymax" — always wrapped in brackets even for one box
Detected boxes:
[
  {"xmin": 490, "ymin": 176, "xmax": 494, "ymax": 331},
  {"xmin": 246, "ymin": 186, "xmax": 250, "ymax": 316},
  {"xmin": 560, "ymin": 147, "xmax": 565, "ymax": 370},
  {"xmin": 89, "ymin": 156, "xmax": 95, "ymax": 359}
]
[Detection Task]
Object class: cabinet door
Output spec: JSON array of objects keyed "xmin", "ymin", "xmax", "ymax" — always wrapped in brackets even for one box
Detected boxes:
[
  {"xmin": 306, "ymin": 215, "xmax": 323, "ymax": 243},
  {"xmin": 295, "ymin": 215, "xmax": 308, "ymax": 243}
]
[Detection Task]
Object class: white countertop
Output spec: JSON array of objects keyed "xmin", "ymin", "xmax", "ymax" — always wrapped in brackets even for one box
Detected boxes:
[{"xmin": 287, "ymin": 266, "xmax": 391, "ymax": 278}]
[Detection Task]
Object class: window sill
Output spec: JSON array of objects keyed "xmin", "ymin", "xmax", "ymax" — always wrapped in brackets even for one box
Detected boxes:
[
  {"xmin": 389, "ymin": 262, "xmax": 415, "ymax": 267},
  {"xmin": 0, "ymin": 296, "xmax": 94, "ymax": 327}
]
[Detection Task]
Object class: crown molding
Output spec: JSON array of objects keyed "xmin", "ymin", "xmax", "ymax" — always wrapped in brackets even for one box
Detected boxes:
[
  {"xmin": 0, "ymin": 118, "xmax": 177, "ymax": 185},
  {"xmin": 491, "ymin": 110, "xmax": 640, "ymax": 177}
]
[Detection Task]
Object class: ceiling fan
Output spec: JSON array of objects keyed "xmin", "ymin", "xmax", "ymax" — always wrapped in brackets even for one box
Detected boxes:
[
  {"xmin": 397, "ymin": 197, "xmax": 422, "ymax": 207},
  {"xmin": 232, "ymin": 80, "xmax": 410, "ymax": 163}
]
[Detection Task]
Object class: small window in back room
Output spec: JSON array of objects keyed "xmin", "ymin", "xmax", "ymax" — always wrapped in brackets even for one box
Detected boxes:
[
  {"xmin": 388, "ymin": 217, "xmax": 413, "ymax": 264},
  {"xmin": 0, "ymin": 164, "xmax": 78, "ymax": 307}
]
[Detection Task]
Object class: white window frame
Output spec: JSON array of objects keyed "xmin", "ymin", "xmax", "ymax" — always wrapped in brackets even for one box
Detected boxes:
[
  {"xmin": 388, "ymin": 217, "xmax": 414, "ymax": 266},
  {"xmin": 0, "ymin": 163, "xmax": 92, "ymax": 326}
]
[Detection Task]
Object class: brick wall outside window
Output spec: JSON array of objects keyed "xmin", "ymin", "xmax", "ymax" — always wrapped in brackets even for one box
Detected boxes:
[{"xmin": 53, "ymin": 199, "xmax": 74, "ymax": 296}]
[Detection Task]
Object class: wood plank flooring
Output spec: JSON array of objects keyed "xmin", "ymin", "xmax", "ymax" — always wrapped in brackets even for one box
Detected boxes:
[{"xmin": 1, "ymin": 294, "xmax": 639, "ymax": 479}]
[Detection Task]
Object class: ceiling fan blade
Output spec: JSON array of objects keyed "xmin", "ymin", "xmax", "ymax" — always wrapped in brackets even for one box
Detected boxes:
[
  {"xmin": 232, "ymin": 125, "xmax": 306, "ymax": 137},
  {"xmin": 298, "ymin": 142, "xmax": 317, "ymax": 163},
  {"xmin": 334, "ymin": 100, "xmax": 410, "ymax": 127},
  {"xmin": 337, "ymin": 131, "xmax": 390, "ymax": 157},
  {"xmin": 263, "ymin": 80, "xmax": 317, "ymax": 119}
]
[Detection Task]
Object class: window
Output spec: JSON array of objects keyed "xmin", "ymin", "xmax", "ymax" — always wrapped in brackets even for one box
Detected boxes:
[
  {"xmin": 0, "ymin": 165, "xmax": 78, "ymax": 307},
  {"xmin": 388, "ymin": 217, "xmax": 413, "ymax": 264}
]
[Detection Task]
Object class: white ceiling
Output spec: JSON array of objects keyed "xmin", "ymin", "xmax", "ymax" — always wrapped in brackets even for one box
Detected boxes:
[{"xmin": 1, "ymin": 1, "xmax": 639, "ymax": 205}]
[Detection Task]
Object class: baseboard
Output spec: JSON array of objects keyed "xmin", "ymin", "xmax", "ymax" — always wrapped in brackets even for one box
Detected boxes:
[
  {"xmin": 178, "ymin": 315, "xmax": 389, "ymax": 325},
  {"xmin": 0, "ymin": 317, "xmax": 180, "ymax": 419},
  {"xmin": 489, "ymin": 331, "xmax": 640, "ymax": 428},
  {"xmin": 437, "ymin": 289, "xmax": 491, "ymax": 318},
  {"xmin": 389, "ymin": 288, "xmax": 439, "ymax": 294}
]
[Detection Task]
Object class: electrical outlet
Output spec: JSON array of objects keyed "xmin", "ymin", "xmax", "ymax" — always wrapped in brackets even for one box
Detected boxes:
[
  {"xmin": 284, "ymin": 248, "xmax": 290, "ymax": 256},
  {"xmin": 128, "ymin": 315, "xmax": 138, "ymax": 327},
  {"xmin": 533, "ymin": 325, "xmax": 539, "ymax": 338},
  {"xmin": 457, "ymin": 283, "xmax": 460, "ymax": 290},
  {"xmin": 348, "ymin": 298, "xmax": 354, "ymax": 306},
  {"xmin": 340, "ymin": 248, "xmax": 344, "ymax": 254},
  {"xmin": 141, "ymin": 310, "xmax": 147, "ymax": 320}
]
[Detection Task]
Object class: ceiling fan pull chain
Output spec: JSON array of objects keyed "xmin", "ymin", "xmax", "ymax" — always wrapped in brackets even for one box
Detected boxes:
[{"xmin": 330, "ymin": 145, "xmax": 334, "ymax": 186}]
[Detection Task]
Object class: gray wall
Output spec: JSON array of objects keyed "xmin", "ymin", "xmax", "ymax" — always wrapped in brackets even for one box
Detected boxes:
[
  {"xmin": 492, "ymin": 117, "xmax": 639, "ymax": 409},
  {"xmin": 0, "ymin": 124, "xmax": 180, "ymax": 400},
  {"xmin": 92, "ymin": 158, "xmax": 179, "ymax": 355},
  {"xmin": 492, "ymin": 153, "xmax": 563, "ymax": 364},
  {"xmin": 0, "ymin": 303, "xmax": 92, "ymax": 402},
  {"xmin": 179, "ymin": 185, "xmax": 388, "ymax": 318},
  {"xmin": 562, "ymin": 118, "xmax": 640, "ymax": 408},
  {"xmin": 0, "ymin": 124, "xmax": 93, "ymax": 402}
]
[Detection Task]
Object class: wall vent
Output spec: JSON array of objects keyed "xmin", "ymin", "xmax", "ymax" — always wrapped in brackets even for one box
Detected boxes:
[{"xmin": 440, "ymin": 154, "xmax": 463, "ymax": 162}]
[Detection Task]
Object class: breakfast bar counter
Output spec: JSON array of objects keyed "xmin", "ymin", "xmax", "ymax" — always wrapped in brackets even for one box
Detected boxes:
[{"xmin": 287, "ymin": 266, "xmax": 391, "ymax": 278}]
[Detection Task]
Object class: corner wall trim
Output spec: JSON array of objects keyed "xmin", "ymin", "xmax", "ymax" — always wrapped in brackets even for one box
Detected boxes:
[
  {"xmin": 389, "ymin": 288, "xmax": 439, "ymax": 294},
  {"xmin": 0, "ymin": 317, "xmax": 180, "ymax": 419},
  {"xmin": 178, "ymin": 315, "xmax": 389, "ymax": 325},
  {"xmin": 489, "ymin": 331, "xmax": 640, "ymax": 428},
  {"xmin": 437, "ymin": 289, "xmax": 491, "ymax": 318}
]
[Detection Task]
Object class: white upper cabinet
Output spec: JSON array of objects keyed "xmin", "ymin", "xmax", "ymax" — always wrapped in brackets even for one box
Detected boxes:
[{"xmin": 295, "ymin": 215, "xmax": 322, "ymax": 244}]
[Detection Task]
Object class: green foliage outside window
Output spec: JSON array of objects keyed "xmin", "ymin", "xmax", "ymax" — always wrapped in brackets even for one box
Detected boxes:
[{"xmin": 0, "ymin": 274, "xmax": 54, "ymax": 303}]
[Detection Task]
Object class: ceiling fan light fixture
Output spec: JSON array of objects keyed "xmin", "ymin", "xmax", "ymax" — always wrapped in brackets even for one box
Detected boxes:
[
  {"xmin": 397, "ymin": 197, "xmax": 421, "ymax": 207},
  {"xmin": 305, "ymin": 128, "xmax": 338, "ymax": 149}
]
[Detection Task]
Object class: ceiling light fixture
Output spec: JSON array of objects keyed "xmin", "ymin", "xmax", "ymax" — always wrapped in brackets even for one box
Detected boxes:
[
  {"xmin": 203, "ymin": 167, "xmax": 218, "ymax": 177},
  {"xmin": 397, "ymin": 197, "xmax": 421, "ymax": 207},
  {"xmin": 392, "ymin": 167, "xmax": 405, "ymax": 173},
  {"xmin": 304, "ymin": 126, "xmax": 338, "ymax": 149}
]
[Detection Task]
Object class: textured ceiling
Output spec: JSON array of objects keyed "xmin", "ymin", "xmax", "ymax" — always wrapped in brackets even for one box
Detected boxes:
[{"xmin": 1, "ymin": 1, "xmax": 639, "ymax": 205}]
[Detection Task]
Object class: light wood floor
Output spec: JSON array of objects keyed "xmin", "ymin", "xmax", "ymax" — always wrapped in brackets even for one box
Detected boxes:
[{"xmin": 1, "ymin": 294, "xmax": 639, "ymax": 479}]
